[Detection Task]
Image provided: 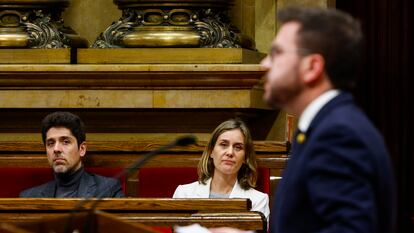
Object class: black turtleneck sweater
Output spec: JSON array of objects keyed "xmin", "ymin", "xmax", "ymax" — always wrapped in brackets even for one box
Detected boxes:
[{"xmin": 54, "ymin": 166, "xmax": 84, "ymax": 197}]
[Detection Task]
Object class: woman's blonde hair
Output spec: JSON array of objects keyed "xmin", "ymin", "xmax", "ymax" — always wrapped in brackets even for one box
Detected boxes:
[{"xmin": 198, "ymin": 119, "xmax": 257, "ymax": 190}]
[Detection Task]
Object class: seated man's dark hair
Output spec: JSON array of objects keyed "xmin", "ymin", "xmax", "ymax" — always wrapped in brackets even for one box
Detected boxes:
[{"xmin": 41, "ymin": 111, "xmax": 86, "ymax": 147}]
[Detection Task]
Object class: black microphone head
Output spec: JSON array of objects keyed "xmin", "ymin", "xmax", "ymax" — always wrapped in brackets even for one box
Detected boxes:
[{"xmin": 175, "ymin": 135, "xmax": 197, "ymax": 146}]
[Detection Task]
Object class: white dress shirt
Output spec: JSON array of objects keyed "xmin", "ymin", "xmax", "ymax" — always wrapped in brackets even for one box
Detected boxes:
[
  {"xmin": 173, "ymin": 178, "xmax": 270, "ymax": 224},
  {"xmin": 298, "ymin": 90, "xmax": 340, "ymax": 133}
]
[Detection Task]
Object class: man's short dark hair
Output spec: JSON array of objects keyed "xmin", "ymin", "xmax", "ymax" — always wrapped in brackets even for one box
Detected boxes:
[
  {"xmin": 41, "ymin": 111, "xmax": 86, "ymax": 147},
  {"xmin": 278, "ymin": 7, "xmax": 363, "ymax": 90}
]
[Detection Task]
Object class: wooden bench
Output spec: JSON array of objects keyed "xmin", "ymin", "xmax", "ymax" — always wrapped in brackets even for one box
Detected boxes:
[
  {"xmin": 0, "ymin": 140, "xmax": 288, "ymax": 199},
  {"xmin": 0, "ymin": 198, "xmax": 266, "ymax": 232}
]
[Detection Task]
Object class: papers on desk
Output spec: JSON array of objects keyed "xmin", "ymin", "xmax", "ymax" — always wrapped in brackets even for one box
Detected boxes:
[{"xmin": 175, "ymin": 224, "xmax": 211, "ymax": 233}]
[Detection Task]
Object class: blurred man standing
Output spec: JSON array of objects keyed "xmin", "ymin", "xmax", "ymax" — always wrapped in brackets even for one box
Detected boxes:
[{"xmin": 260, "ymin": 7, "xmax": 396, "ymax": 233}]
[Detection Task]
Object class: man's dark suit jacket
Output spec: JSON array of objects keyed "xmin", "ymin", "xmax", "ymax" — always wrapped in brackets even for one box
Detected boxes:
[
  {"xmin": 19, "ymin": 171, "xmax": 124, "ymax": 198},
  {"xmin": 271, "ymin": 92, "xmax": 395, "ymax": 233}
]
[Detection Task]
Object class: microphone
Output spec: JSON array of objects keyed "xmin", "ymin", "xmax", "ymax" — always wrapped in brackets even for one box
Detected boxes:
[
  {"xmin": 175, "ymin": 135, "xmax": 197, "ymax": 147},
  {"xmin": 65, "ymin": 135, "xmax": 198, "ymax": 233}
]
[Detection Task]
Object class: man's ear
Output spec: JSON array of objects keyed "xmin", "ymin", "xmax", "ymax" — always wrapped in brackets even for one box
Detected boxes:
[
  {"xmin": 79, "ymin": 142, "xmax": 87, "ymax": 158},
  {"xmin": 300, "ymin": 54, "xmax": 325, "ymax": 84}
]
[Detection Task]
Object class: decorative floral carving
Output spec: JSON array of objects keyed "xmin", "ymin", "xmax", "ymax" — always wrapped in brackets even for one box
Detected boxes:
[
  {"xmin": 24, "ymin": 10, "xmax": 70, "ymax": 48},
  {"xmin": 194, "ymin": 9, "xmax": 240, "ymax": 48},
  {"xmin": 92, "ymin": 9, "xmax": 137, "ymax": 48}
]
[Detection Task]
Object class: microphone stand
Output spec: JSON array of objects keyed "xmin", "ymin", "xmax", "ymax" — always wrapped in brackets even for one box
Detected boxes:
[{"xmin": 63, "ymin": 135, "xmax": 197, "ymax": 233}]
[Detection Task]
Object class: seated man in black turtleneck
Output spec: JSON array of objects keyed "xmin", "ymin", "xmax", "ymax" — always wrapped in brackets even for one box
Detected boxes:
[{"xmin": 20, "ymin": 111, "xmax": 124, "ymax": 198}]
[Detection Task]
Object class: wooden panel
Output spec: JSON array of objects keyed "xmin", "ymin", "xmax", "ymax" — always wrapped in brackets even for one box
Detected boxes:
[
  {"xmin": 0, "ymin": 110, "xmax": 279, "ymax": 140},
  {"xmin": 0, "ymin": 198, "xmax": 250, "ymax": 211},
  {"xmin": 5, "ymin": 212, "xmax": 158, "ymax": 233},
  {"xmin": 0, "ymin": 49, "xmax": 71, "ymax": 64},
  {"xmin": 0, "ymin": 199, "xmax": 266, "ymax": 231},
  {"xmin": 0, "ymin": 90, "xmax": 268, "ymax": 108},
  {"xmin": 0, "ymin": 140, "xmax": 286, "ymax": 153},
  {"xmin": 0, "ymin": 140, "xmax": 288, "ymax": 169},
  {"xmin": 78, "ymin": 48, "xmax": 265, "ymax": 64},
  {"xmin": 0, "ymin": 153, "xmax": 287, "ymax": 169},
  {"xmin": 120, "ymin": 212, "xmax": 265, "ymax": 229},
  {"xmin": 0, "ymin": 64, "xmax": 263, "ymax": 89},
  {"xmin": 3, "ymin": 212, "xmax": 265, "ymax": 231},
  {"xmin": 0, "ymin": 63, "xmax": 279, "ymax": 138}
]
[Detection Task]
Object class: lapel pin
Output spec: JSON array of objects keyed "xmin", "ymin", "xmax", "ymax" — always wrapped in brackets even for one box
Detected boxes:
[{"xmin": 296, "ymin": 133, "xmax": 306, "ymax": 144}]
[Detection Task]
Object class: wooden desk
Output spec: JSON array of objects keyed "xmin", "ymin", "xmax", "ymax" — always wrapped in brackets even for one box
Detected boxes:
[{"xmin": 0, "ymin": 198, "xmax": 266, "ymax": 231}]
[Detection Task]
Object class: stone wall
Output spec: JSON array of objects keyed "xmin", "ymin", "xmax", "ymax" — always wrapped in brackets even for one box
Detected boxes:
[{"xmin": 63, "ymin": 0, "xmax": 120, "ymax": 45}]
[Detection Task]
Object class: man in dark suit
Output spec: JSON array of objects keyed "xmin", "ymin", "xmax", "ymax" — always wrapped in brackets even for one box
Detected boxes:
[
  {"xmin": 210, "ymin": 7, "xmax": 395, "ymax": 233},
  {"xmin": 259, "ymin": 7, "xmax": 396, "ymax": 233},
  {"xmin": 20, "ymin": 111, "xmax": 124, "ymax": 198}
]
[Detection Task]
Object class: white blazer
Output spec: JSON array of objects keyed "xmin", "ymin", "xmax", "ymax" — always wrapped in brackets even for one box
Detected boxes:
[{"xmin": 173, "ymin": 178, "xmax": 270, "ymax": 223}]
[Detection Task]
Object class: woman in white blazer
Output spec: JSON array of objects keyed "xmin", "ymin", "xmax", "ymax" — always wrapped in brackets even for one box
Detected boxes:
[{"xmin": 173, "ymin": 119, "xmax": 270, "ymax": 223}]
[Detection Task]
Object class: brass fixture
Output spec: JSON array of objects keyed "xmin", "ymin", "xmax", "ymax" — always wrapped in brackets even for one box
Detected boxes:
[
  {"xmin": 0, "ymin": 0, "xmax": 87, "ymax": 48},
  {"xmin": 93, "ymin": 0, "xmax": 253, "ymax": 49}
]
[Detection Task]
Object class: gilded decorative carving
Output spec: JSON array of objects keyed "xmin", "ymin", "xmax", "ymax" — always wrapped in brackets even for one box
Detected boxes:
[
  {"xmin": 93, "ymin": 9, "xmax": 135, "ymax": 48},
  {"xmin": 93, "ymin": 0, "xmax": 249, "ymax": 49},
  {"xmin": 195, "ymin": 9, "xmax": 241, "ymax": 48},
  {"xmin": 0, "ymin": 0, "xmax": 87, "ymax": 48},
  {"xmin": 24, "ymin": 10, "xmax": 70, "ymax": 48}
]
